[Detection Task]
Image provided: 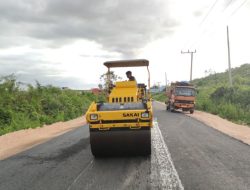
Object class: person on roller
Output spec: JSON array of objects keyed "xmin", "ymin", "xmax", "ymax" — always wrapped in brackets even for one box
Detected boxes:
[{"xmin": 126, "ymin": 71, "xmax": 136, "ymax": 81}]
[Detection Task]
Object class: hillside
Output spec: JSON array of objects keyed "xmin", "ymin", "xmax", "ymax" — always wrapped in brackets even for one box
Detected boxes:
[
  {"xmin": 192, "ymin": 63, "xmax": 250, "ymax": 88},
  {"xmin": 152, "ymin": 64, "xmax": 250, "ymax": 126},
  {"xmin": 192, "ymin": 64, "xmax": 250, "ymax": 125}
]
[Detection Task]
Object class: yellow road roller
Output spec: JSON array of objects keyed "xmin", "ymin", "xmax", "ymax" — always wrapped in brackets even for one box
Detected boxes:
[{"xmin": 86, "ymin": 59, "xmax": 153, "ymax": 156}]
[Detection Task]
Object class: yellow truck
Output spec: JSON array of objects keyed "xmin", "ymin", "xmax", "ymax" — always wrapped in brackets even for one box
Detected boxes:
[
  {"xmin": 86, "ymin": 59, "xmax": 153, "ymax": 157},
  {"xmin": 166, "ymin": 81, "xmax": 196, "ymax": 114}
]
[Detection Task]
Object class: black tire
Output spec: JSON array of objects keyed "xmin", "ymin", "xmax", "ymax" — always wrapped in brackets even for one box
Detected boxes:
[
  {"xmin": 170, "ymin": 104, "xmax": 174, "ymax": 112},
  {"xmin": 90, "ymin": 128, "xmax": 151, "ymax": 157},
  {"xmin": 190, "ymin": 109, "xmax": 194, "ymax": 114},
  {"xmin": 166, "ymin": 104, "xmax": 170, "ymax": 111}
]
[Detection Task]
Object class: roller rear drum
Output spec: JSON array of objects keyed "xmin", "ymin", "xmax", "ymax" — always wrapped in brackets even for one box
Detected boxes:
[{"xmin": 90, "ymin": 127, "xmax": 151, "ymax": 157}]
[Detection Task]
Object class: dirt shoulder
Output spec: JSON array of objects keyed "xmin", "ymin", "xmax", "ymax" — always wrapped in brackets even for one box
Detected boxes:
[
  {"xmin": 188, "ymin": 110, "xmax": 250, "ymax": 145},
  {"xmin": 0, "ymin": 116, "xmax": 86, "ymax": 160},
  {"xmin": 1, "ymin": 104, "xmax": 249, "ymax": 160},
  {"xmin": 157, "ymin": 101, "xmax": 250, "ymax": 146}
]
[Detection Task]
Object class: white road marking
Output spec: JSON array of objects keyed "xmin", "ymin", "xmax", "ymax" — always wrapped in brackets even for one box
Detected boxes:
[
  {"xmin": 151, "ymin": 118, "xmax": 184, "ymax": 190},
  {"xmin": 67, "ymin": 159, "xmax": 94, "ymax": 190},
  {"xmin": 67, "ymin": 115, "xmax": 183, "ymax": 190}
]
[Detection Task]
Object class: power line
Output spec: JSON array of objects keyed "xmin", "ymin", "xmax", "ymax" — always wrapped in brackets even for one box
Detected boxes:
[
  {"xmin": 199, "ymin": 0, "xmax": 220, "ymax": 26},
  {"xmin": 222, "ymin": 0, "xmax": 235, "ymax": 13},
  {"xmin": 181, "ymin": 0, "xmax": 220, "ymax": 49},
  {"xmin": 230, "ymin": 0, "xmax": 248, "ymax": 17},
  {"xmin": 186, "ymin": 0, "xmax": 249, "ymax": 49}
]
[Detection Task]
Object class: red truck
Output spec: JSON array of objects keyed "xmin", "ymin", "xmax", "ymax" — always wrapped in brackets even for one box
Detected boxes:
[{"xmin": 166, "ymin": 81, "xmax": 196, "ymax": 114}]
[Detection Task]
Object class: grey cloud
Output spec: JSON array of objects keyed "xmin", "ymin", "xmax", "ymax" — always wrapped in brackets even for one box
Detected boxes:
[
  {"xmin": 0, "ymin": 0, "xmax": 177, "ymax": 56},
  {"xmin": 80, "ymin": 54, "xmax": 118, "ymax": 59},
  {"xmin": 0, "ymin": 0, "xmax": 178, "ymax": 88},
  {"xmin": 193, "ymin": 11, "xmax": 203, "ymax": 17},
  {"xmin": 18, "ymin": 74, "xmax": 93, "ymax": 90},
  {"xmin": 0, "ymin": 54, "xmax": 91, "ymax": 89}
]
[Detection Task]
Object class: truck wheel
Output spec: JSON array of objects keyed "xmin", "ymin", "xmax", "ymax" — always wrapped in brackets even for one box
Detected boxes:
[
  {"xmin": 166, "ymin": 104, "xmax": 170, "ymax": 111},
  {"xmin": 190, "ymin": 109, "xmax": 194, "ymax": 114},
  {"xmin": 170, "ymin": 104, "xmax": 174, "ymax": 112}
]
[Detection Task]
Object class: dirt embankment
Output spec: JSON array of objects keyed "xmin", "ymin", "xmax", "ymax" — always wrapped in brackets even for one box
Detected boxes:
[
  {"xmin": 0, "ymin": 116, "xmax": 86, "ymax": 160},
  {"xmin": 188, "ymin": 111, "xmax": 250, "ymax": 145}
]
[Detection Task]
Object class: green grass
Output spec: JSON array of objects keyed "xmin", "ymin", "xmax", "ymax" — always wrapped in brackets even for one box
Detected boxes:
[
  {"xmin": 0, "ymin": 76, "xmax": 105, "ymax": 135},
  {"xmin": 152, "ymin": 92, "xmax": 166, "ymax": 102},
  {"xmin": 193, "ymin": 64, "xmax": 250, "ymax": 126}
]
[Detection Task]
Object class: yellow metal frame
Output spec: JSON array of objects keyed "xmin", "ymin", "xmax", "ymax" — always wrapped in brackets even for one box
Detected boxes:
[
  {"xmin": 86, "ymin": 59, "xmax": 153, "ymax": 131},
  {"xmin": 86, "ymin": 102, "xmax": 153, "ymax": 130},
  {"xmin": 109, "ymin": 81, "xmax": 138, "ymax": 103},
  {"xmin": 105, "ymin": 59, "xmax": 151, "ymax": 99}
]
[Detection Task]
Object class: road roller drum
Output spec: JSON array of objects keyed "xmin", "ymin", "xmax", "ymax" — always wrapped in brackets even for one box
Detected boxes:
[{"xmin": 90, "ymin": 127, "xmax": 151, "ymax": 156}]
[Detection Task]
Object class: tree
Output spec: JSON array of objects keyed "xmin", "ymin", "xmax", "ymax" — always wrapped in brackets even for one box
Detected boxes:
[
  {"xmin": 100, "ymin": 71, "xmax": 122, "ymax": 92},
  {"xmin": 98, "ymin": 84, "xmax": 103, "ymax": 90},
  {"xmin": 0, "ymin": 74, "xmax": 19, "ymax": 93}
]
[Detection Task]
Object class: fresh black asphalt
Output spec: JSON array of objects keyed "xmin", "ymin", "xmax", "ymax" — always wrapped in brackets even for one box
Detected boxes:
[
  {"xmin": 154, "ymin": 102, "xmax": 250, "ymax": 190},
  {"xmin": 0, "ymin": 101, "xmax": 249, "ymax": 190}
]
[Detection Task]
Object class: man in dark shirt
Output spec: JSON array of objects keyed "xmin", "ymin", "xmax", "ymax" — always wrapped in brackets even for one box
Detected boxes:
[{"xmin": 126, "ymin": 71, "xmax": 136, "ymax": 81}]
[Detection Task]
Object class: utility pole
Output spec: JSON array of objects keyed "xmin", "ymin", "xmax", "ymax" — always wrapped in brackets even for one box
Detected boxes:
[
  {"xmin": 165, "ymin": 72, "xmax": 168, "ymax": 87},
  {"xmin": 227, "ymin": 26, "xmax": 233, "ymax": 87},
  {"xmin": 157, "ymin": 82, "xmax": 161, "ymax": 92},
  {"xmin": 165, "ymin": 72, "xmax": 168, "ymax": 93},
  {"xmin": 181, "ymin": 50, "xmax": 196, "ymax": 82}
]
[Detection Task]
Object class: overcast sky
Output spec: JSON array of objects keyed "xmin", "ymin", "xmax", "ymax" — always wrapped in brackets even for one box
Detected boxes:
[{"xmin": 0, "ymin": 0, "xmax": 249, "ymax": 89}]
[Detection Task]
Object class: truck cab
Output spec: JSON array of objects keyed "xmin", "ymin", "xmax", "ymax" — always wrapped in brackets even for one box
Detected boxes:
[{"xmin": 166, "ymin": 81, "xmax": 196, "ymax": 114}]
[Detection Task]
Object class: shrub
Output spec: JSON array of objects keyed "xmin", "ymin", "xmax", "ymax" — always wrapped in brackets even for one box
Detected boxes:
[{"xmin": 0, "ymin": 76, "xmax": 100, "ymax": 135}]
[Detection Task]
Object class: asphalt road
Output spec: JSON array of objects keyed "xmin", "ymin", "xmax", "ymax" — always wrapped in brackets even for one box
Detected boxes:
[
  {"xmin": 0, "ymin": 101, "xmax": 249, "ymax": 190},
  {"xmin": 154, "ymin": 102, "xmax": 250, "ymax": 190}
]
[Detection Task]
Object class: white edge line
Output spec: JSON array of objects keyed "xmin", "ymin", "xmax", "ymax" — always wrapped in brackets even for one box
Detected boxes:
[
  {"xmin": 153, "ymin": 120, "xmax": 184, "ymax": 190},
  {"xmin": 67, "ymin": 159, "xmax": 93, "ymax": 190}
]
